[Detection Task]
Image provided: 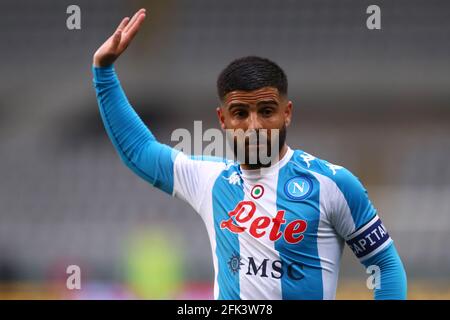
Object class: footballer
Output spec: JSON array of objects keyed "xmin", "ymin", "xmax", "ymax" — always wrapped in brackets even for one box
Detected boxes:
[{"xmin": 92, "ymin": 9, "xmax": 407, "ymax": 299}]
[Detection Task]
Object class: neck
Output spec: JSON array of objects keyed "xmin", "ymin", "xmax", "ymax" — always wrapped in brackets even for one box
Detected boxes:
[{"xmin": 240, "ymin": 144, "xmax": 289, "ymax": 170}]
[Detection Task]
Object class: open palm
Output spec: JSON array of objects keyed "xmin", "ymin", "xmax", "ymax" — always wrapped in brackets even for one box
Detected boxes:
[{"xmin": 93, "ymin": 8, "xmax": 147, "ymax": 67}]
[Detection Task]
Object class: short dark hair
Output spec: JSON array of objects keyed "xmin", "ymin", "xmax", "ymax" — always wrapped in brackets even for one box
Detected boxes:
[{"xmin": 217, "ymin": 56, "xmax": 288, "ymax": 101}]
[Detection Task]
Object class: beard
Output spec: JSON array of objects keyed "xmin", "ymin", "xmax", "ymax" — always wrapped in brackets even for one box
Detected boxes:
[{"xmin": 227, "ymin": 124, "xmax": 287, "ymax": 168}]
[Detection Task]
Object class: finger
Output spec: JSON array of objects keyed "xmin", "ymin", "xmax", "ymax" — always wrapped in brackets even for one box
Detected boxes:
[
  {"xmin": 124, "ymin": 8, "xmax": 146, "ymax": 33},
  {"xmin": 122, "ymin": 12, "xmax": 146, "ymax": 45},
  {"xmin": 116, "ymin": 17, "xmax": 130, "ymax": 32},
  {"xmin": 111, "ymin": 29, "xmax": 122, "ymax": 49}
]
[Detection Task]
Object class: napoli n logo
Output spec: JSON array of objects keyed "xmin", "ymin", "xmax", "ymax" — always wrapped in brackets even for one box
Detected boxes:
[{"xmin": 284, "ymin": 176, "xmax": 313, "ymax": 200}]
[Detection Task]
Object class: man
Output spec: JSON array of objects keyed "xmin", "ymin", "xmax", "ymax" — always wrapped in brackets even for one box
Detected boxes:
[{"xmin": 92, "ymin": 8, "xmax": 407, "ymax": 300}]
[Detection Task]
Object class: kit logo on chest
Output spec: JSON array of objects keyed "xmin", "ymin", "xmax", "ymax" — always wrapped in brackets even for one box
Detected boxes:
[{"xmin": 284, "ymin": 176, "xmax": 313, "ymax": 201}]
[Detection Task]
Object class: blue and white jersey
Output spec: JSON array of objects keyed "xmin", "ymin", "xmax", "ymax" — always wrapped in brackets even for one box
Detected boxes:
[
  {"xmin": 92, "ymin": 65, "xmax": 407, "ymax": 300},
  {"xmin": 172, "ymin": 148, "xmax": 392, "ymax": 299}
]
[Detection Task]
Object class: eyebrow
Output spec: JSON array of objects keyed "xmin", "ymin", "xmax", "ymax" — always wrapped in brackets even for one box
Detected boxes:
[
  {"xmin": 256, "ymin": 99, "xmax": 279, "ymax": 106},
  {"xmin": 227, "ymin": 100, "xmax": 279, "ymax": 110},
  {"xmin": 228, "ymin": 102, "xmax": 249, "ymax": 110}
]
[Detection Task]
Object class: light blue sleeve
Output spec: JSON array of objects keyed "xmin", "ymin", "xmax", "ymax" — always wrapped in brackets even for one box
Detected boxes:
[
  {"xmin": 363, "ymin": 242, "xmax": 408, "ymax": 300},
  {"xmin": 328, "ymin": 166, "xmax": 407, "ymax": 300},
  {"xmin": 316, "ymin": 163, "xmax": 407, "ymax": 300},
  {"xmin": 92, "ymin": 64, "xmax": 179, "ymax": 195}
]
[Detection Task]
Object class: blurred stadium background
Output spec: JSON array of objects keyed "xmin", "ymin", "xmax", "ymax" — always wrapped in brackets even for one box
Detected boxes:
[{"xmin": 0, "ymin": 0, "xmax": 449, "ymax": 299}]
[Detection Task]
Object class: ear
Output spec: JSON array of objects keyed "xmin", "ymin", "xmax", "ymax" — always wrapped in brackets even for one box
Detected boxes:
[
  {"xmin": 216, "ymin": 106, "xmax": 226, "ymax": 130},
  {"xmin": 285, "ymin": 100, "xmax": 293, "ymax": 127}
]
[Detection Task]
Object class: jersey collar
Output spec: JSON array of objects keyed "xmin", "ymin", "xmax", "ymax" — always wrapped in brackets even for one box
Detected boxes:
[{"xmin": 239, "ymin": 146, "xmax": 294, "ymax": 178}]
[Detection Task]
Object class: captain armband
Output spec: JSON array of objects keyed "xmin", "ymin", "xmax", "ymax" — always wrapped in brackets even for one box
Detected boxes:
[{"xmin": 346, "ymin": 215, "xmax": 393, "ymax": 262}]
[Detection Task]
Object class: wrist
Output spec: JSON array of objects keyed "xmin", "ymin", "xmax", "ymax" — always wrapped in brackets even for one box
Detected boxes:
[
  {"xmin": 93, "ymin": 58, "xmax": 106, "ymax": 68},
  {"xmin": 93, "ymin": 55, "xmax": 114, "ymax": 68}
]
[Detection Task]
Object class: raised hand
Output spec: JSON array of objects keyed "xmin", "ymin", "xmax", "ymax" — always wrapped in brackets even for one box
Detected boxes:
[{"xmin": 93, "ymin": 8, "xmax": 147, "ymax": 67}]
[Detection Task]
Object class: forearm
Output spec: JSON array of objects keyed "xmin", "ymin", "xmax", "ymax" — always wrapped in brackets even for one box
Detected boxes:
[
  {"xmin": 92, "ymin": 64, "xmax": 177, "ymax": 194},
  {"xmin": 363, "ymin": 242, "xmax": 407, "ymax": 300}
]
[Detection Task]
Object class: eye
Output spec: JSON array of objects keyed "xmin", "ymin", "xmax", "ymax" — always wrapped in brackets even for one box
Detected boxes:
[
  {"xmin": 233, "ymin": 109, "xmax": 248, "ymax": 119},
  {"xmin": 260, "ymin": 107, "xmax": 275, "ymax": 117}
]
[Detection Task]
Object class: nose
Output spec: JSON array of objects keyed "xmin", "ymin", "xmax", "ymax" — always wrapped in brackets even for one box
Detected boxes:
[{"xmin": 247, "ymin": 111, "xmax": 263, "ymax": 131}]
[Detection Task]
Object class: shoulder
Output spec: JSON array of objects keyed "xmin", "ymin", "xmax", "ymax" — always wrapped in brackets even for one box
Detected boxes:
[
  {"xmin": 173, "ymin": 151, "xmax": 236, "ymax": 178},
  {"xmin": 288, "ymin": 149, "xmax": 365, "ymax": 193},
  {"xmin": 289, "ymin": 149, "xmax": 375, "ymax": 227},
  {"xmin": 174, "ymin": 151, "xmax": 230, "ymax": 165}
]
